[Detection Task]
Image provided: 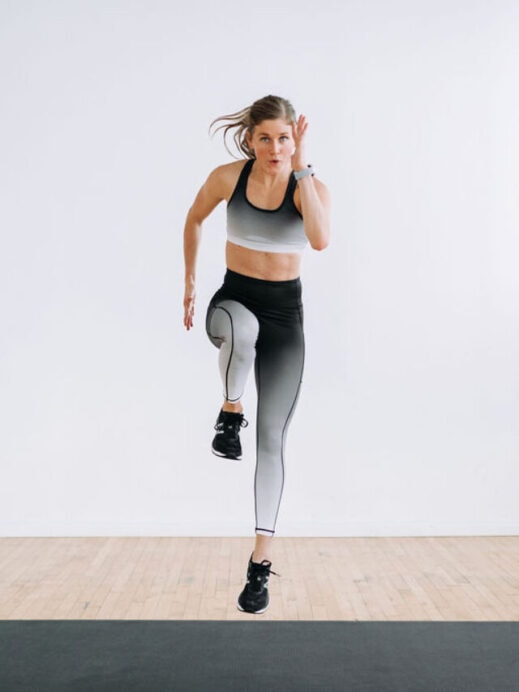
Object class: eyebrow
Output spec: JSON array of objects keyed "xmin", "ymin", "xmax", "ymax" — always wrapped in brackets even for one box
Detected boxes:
[{"xmin": 258, "ymin": 131, "xmax": 290, "ymax": 136}]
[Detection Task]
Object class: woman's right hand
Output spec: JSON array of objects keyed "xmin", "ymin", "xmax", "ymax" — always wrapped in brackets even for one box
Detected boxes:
[{"xmin": 183, "ymin": 281, "xmax": 196, "ymax": 330}]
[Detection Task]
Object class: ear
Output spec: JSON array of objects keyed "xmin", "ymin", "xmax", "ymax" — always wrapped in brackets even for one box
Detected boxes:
[{"xmin": 245, "ymin": 130, "xmax": 255, "ymax": 157}]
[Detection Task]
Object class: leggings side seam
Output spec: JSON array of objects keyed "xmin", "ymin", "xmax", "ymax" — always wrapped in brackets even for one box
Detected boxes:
[{"xmin": 211, "ymin": 305, "xmax": 240, "ymax": 403}]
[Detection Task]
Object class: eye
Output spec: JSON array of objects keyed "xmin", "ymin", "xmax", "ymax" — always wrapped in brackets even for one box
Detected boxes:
[
  {"xmin": 260, "ymin": 136, "xmax": 270, "ymax": 143},
  {"xmin": 280, "ymin": 136, "xmax": 289, "ymax": 142}
]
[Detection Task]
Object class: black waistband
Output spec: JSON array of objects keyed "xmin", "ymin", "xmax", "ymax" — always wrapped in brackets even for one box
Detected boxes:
[
  {"xmin": 224, "ymin": 269, "xmax": 301, "ymax": 290},
  {"xmin": 220, "ymin": 269, "xmax": 302, "ymax": 310}
]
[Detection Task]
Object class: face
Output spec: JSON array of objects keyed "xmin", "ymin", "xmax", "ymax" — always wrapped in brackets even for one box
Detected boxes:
[{"xmin": 247, "ymin": 118, "xmax": 295, "ymax": 172}]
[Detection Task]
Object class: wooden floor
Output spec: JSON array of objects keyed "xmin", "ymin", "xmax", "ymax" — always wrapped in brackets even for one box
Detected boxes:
[{"xmin": 0, "ymin": 536, "xmax": 518, "ymax": 621}]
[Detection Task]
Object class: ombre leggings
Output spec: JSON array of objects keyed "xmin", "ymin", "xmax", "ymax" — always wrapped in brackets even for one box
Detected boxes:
[{"xmin": 206, "ymin": 269, "xmax": 305, "ymax": 536}]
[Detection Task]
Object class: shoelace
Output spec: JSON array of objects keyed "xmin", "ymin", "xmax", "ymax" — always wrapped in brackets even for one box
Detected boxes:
[
  {"xmin": 214, "ymin": 416, "xmax": 249, "ymax": 433},
  {"xmin": 250, "ymin": 561, "xmax": 280, "ymax": 579}
]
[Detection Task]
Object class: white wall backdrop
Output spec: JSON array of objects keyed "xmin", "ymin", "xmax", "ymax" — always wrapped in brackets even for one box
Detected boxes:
[{"xmin": 1, "ymin": 0, "xmax": 518, "ymax": 537}]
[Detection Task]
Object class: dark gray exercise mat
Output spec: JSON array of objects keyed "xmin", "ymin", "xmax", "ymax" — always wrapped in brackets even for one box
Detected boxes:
[{"xmin": 0, "ymin": 621, "xmax": 518, "ymax": 691}]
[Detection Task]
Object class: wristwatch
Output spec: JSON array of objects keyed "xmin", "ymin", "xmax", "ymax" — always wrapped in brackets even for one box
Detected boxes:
[{"xmin": 294, "ymin": 165, "xmax": 315, "ymax": 180}]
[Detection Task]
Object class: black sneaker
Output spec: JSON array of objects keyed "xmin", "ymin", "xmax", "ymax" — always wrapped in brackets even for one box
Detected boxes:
[
  {"xmin": 237, "ymin": 555, "xmax": 278, "ymax": 614},
  {"xmin": 211, "ymin": 410, "xmax": 248, "ymax": 460}
]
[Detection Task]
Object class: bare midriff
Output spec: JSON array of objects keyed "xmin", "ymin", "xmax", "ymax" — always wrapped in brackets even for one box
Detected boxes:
[{"xmin": 225, "ymin": 241, "xmax": 302, "ymax": 281}]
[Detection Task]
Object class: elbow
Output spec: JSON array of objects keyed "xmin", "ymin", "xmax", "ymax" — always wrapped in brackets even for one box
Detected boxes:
[
  {"xmin": 187, "ymin": 206, "xmax": 202, "ymax": 226},
  {"xmin": 307, "ymin": 217, "xmax": 330, "ymax": 251},
  {"xmin": 311, "ymin": 239, "xmax": 329, "ymax": 251},
  {"xmin": 310, "ymin": 227, "xmax": 330, "ymax": 251}
]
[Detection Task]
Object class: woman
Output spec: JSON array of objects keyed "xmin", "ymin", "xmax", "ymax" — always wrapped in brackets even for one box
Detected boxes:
[{"xmin": 183, "ymin": 95, "xmax": 330, "ymax": 614}]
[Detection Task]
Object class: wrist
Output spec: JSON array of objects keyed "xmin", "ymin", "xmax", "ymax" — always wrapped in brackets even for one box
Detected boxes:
[{"xmin": 293, "ymin": 164, "xmax": 315, "ymax": 180}]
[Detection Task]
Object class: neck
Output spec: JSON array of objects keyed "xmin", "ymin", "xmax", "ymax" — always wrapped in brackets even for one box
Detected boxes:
[{"xmin": 250, "ymin": 159, "xmax": 291, "ymax": 186}]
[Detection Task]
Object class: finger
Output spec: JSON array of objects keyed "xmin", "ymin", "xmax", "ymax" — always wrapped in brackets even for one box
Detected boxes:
[
  {"xmin": 184, "ymin": 313, "xmax": 194, "ymax": 330},
  {"xmin": 183, "ymin": 299, "xmax": 195, "ymax": 329}
]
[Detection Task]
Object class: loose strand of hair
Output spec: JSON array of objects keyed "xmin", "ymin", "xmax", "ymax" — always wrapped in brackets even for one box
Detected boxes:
[{"xmin": 209, "ymin": 106, "xmax": 253, "ymax": 160}]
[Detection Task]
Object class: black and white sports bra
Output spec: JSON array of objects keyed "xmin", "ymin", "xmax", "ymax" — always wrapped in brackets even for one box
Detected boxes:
[{"xmin": 226, "ymin": 160, "xmax": 307, "ymax": 253}]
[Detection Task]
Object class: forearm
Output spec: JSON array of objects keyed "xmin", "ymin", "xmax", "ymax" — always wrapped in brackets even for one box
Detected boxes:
[
  {"xmin": 183, "ymin": 210, "xmax": 203, "ymax": 286},
  {"xmin": 183, "ymin": 211, "xmax": 202, "ymax": 330},
  {"xmin": 297, "ymin": 176, "xmax": 330, "ymax": 251}
]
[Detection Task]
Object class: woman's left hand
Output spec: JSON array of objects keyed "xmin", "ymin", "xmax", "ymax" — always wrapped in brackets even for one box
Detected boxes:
[{"xmin": 291, "ymin": 114, "xmax": 309, "ymax": 171}]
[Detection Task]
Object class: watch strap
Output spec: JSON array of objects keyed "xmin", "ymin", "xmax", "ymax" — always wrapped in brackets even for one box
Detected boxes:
[{"xmin": 294, "ymin": 165, "xmax": 315, "ymax": 180}]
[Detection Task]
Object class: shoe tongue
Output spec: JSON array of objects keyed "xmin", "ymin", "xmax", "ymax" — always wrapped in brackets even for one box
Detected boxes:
[{"xmin": 223, "ymin": 411, "xmax": 241, "ymax": 420}]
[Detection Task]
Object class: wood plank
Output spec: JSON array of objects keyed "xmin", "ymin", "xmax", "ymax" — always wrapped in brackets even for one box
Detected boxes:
[{"xmin": 1, "ymin": 537, "xmax": 518, "ymax": 620}]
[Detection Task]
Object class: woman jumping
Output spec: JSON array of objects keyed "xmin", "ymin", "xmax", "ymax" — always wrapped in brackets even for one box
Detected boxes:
[{"xmin": 183, "ymin": 94, "xmax": 330, "ymax": 614}]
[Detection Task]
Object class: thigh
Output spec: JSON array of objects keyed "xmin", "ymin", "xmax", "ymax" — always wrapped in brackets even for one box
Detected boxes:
[
  {"xmin": 206, "ymin": 298, "xmax": 260, "ymax": 348},
  {"xmin": 255, "ymin": 309, "xmax": 305, "ymax": 427}
]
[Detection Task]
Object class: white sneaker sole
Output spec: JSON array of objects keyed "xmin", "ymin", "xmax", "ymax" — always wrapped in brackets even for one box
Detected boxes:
[
  {"xmin": 211, "ymin": 447, "xmax": 242, "ymax": 461},
  {"xmin": 237, "ymin": 602, "xmax": 268, "ymax": 615}
]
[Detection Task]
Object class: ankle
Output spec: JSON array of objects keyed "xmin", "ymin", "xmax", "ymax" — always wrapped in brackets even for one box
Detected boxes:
[
  {"xmin": 222, "ymin": 401, "xmax": 243, "ymax": 414},
  {"xmin": 222, "ymin": 401, "xmax": 243, "ymax": 413}
]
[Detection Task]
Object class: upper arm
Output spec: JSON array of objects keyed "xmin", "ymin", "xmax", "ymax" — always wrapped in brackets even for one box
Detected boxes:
[
  {"xmin": 187, "ymin": 168, "xmax": 226, "ymax": 224},
  {"xmin": 187, "ymin": 162, "xmax": 243, "ymax": 224}
]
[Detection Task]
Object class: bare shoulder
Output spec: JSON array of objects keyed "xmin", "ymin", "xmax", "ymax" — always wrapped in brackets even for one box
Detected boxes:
[{"xmin": 206, "ymin": 160, "xmax": 248, "ymax": 202}]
